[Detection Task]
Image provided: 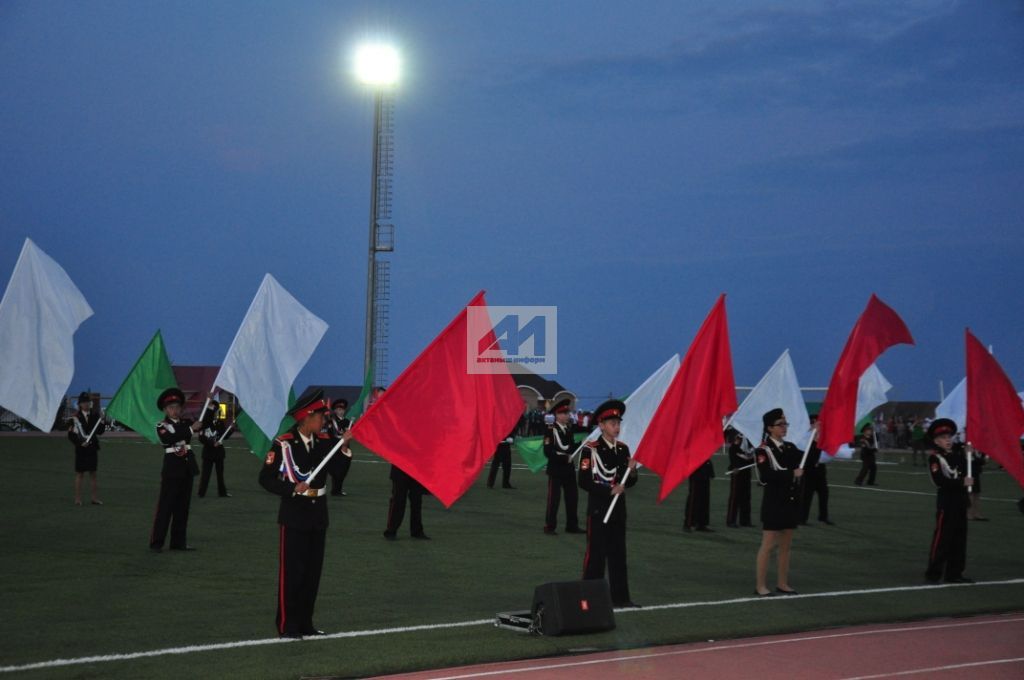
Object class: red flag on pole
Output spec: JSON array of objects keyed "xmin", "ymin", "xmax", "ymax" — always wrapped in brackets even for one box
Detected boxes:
[
  {"xmin": 633, "ymin": 295, "xmax": 737, "ymax": 502},
  {"xmin": 350, "ymin": 291, "xmax": 524, "ymax": 507},
  {"xmin": 966, "ymin": 329, "xmax": 1024, "ymax": 489},
  {"xmin": 818, "ymin": 294, "xmax": 915, "ymax": 455}
]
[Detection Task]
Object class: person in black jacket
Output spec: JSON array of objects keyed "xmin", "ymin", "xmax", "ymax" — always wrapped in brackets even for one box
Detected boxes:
[
  {"xmin": 725, "ymin": 427, "xmax": 754, "ymax": 528},
  {"xmin": 543, "ymin": 398, "xmax": 583, "ymax": 535},
  {"xmin": 854, "ymin": 423, "xmax": 879, "ymax": 486},
  {"xmin": 67, "ymin": 391, "xmax": 105, "ymax": 506},
  {"xmin": 197, "ymin": 399, "xmax": 232, "ymax": 498},
  {"xmin": 684, "ymin": 457, "xmax": 715, "ymax": 532},
  {"xmin": 925, "ymin": 418, "xmax": 974, "ymax": 583},
  {"xmin": 486, "ymin": 427, "xmax": 516, "ymax": 489},
  {"xmin": 150, "ymin": 388, "xmax": 203, "ymax": 552},
  {"xmin": 754, "ymin": 408, "xmax": 804, "ymax": 597},
  {"xmin": 800, "ymin": 416, "xmax": 834, "ymax": 526},
  {"xmin": 325, "ymin": 399, "xmax": 352, "ymax": 496},
  {"xmin": 259, "ymin": 390, "xmax": 353, "ymax": 638},
  {"xmin": 579, "ymin": 399, "xmax": 639, "ymax": 608}
]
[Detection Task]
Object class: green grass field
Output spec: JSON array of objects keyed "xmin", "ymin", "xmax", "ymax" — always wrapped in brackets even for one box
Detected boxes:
[{"xmin": 1, "ymin": 435, "xmax": 1022, "ymax": 679}]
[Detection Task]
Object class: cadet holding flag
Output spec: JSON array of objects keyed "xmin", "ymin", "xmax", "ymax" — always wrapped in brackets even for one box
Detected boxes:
[
  {"xmin": 67, "ymin": 391, "xmax": 104, "ymax": 506},
  {"xmin": 197, "ymin": 398, "xmax": 232, "ymax": 498},
  {"xmin": 150, "ymin": 388, "xmax": 203, "ymax": 552},
  {"xmin": 543, "ymin": 399, "xmax": 583, "ymax": 535},
  {"xmin": 579, "ymin": 400, "xmax": 639, "ymax": 608},
  {"xmin": 754, "ymin": 408, "xmax": 803, "ymax": 597},
  {"xmin": 259, "ymin": 391, "xmax": 353, "ymax": 638},
  {"xmin": 925, "ymin": 418, "xmax": 974, "ymax": 584}
]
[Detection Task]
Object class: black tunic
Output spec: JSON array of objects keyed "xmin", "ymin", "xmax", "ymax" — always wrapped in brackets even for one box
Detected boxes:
[
  {"xmin": 67, "ymin": 410, "xmax": 104, "ymax": 472},
  {"xmin": 755, "ymin": 438, "xmax": 801, "ymax": 531}
]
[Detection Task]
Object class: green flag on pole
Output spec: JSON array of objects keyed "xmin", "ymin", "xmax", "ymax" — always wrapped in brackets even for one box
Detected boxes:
[
  {"xmin": 514, "ymin": 432, "xmax": 589, "ymax": 473},
  {"xmin": 346, "ymin": 360, "xmax": 375, "ymax": 422},
  {"xmin": 236, "ymin": 388, "xmax": 297, "ymax": 458},
  {"xmin": 106, "ymin": 330, "xmax": 178, "ymax": 444}
]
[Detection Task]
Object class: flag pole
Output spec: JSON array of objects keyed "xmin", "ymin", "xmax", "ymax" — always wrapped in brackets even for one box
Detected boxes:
[
  {"xmin": 726, "ymin": 462, "xmax": 756, "ymax": 476},
  {"xmin": 82, "ymin": 411, "xmax": 104, "ymax": 446},
  {"xmin": 217, "ymin": 421, "xmax": 234, "ymax": 445},
  {"xmin": 307, "ymin": 438, "xmax": 352, "ymax": 481},
  {"xmin": 602, "ymin": 466, "xmax": 631, "ymax": 524},
  {"xmin": 966, "ymin": 441, "xmax": 974, "ymax": 493},
  {"xmin": 798, "ymin": 427, "xmax": 817, "ymax": 468}
]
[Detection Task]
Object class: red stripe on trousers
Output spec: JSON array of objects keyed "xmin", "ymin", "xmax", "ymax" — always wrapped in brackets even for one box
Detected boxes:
[
  {"xmin": 930, "ymin": 510, "xmax": 944, "ymax": 562},
  {"xmin": 278, "ymin": 525, "xmax": 287, "ymax": 635}
]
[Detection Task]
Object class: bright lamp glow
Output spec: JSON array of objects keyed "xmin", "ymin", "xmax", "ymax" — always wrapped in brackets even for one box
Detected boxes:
[{"xmin": 354, "ymin": 43, "xmax": 401, "ymax": 86}]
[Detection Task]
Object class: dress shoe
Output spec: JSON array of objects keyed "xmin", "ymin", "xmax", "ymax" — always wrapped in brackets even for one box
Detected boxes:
[
  {"xmin": 411, "ymin": 533, "xmax": 431, "ymax": 540},
  {"xmin": 170, "ymin": 545, "xmax": 196, "ymax": 551},
  {"xmin": 695, "ymin": 526, "xmax": 714, "ymax": 533},
  {"xmin": 820, "ymin": 519, "xmax": 836, "ymax": 526},
  {"xmin": 775, "ymin": 587, "xmax": 798, "ymax": 595},
  {"xmin": 543, "ymin": 528, "xmax": 557, "ymax": 535},
  {"xmin": 91, "ymin": 499, "xmax": 103, "ymax": 505},
  {"xmin": 502, "ymin": 484, "xmax": 516, "ymax": 489},
  {"xmin": 753, "ymin": 590, "xmax": 775, "ymax": 597},
  {"xmin": 280, "ymin": 632, "xmax": 303, "ymax": 639},
  {"xmin": 945, "ymin": 576, "xmax": 975, "ymax": 584},
  {"xmin": 219, "ymin": 493, "xmax": 232, "ymax": 498},
  {"xmin": 727, "ymin": 523, "xmax": 739, "ymax": 528},
  {"xmin": 302, "ymin": 629, "xmax": 326, "ymax": 636},
  {"xmin": 383, "ymin": 531, "xmax": 397, "ymax": 541},
  {"xmin": 969, "ymin": 517, "xmax": 989, "ymax": 522}
]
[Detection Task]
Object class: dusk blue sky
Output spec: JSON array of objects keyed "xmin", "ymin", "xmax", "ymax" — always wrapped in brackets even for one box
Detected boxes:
[{"xmin": 2, "ymin": 1, "xmax": 1022, "ymax": 406}]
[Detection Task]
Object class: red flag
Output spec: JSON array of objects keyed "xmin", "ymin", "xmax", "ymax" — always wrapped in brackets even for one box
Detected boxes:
[
  {"xmin": 818, "ymin": 294, "xmax": 914, "ymax": 455},
  {"xmin": 633, "ymin": 295, "xmax": 737, "ymax": 502},
  {"xmin": 350, "ymin": 292, "xmax": 524, "ymax": 507},
  {"xmin": 966, "ymin": 329, "xmax": 1024, "ymax": 489}
]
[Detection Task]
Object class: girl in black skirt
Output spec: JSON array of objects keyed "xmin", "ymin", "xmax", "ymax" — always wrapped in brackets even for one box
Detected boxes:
[{"xmin": 754, "ymin": 408, "xmax": 804, "ymax": 596}]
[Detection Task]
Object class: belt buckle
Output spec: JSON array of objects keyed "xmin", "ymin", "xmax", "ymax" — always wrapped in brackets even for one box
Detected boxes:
[{"xmin": 305, "ymin": 488, "xmax": 318, "ymax": 497}]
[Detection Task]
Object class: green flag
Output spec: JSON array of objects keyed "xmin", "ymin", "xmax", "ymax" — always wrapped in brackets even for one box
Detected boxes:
[
  {"xmin": 514, "ymin": 432, "xmax": 589, "ymax": 473},
  {"xmin": 346, "ymin": 360, "xmax": 375, "ymax": 422},
  {"xmin": 106, "ymin": 330, "xmax": 178, "ymax": 444},
  {"xmin": 236, "ymin": 388, "xmax": 296, "ymax": 458}
]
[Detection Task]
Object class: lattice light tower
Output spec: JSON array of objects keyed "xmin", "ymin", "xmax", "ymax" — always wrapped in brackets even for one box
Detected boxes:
[{"xmin": 354, "ymin": 43, "xmax": 399, "ymax": 388}]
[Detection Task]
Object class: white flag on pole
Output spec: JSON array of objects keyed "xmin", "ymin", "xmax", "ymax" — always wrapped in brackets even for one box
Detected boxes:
[
  {"xmin": 213, "ymin": 274, "xmax": 328, "ymax": 440},
  {"xmin": 934, "ymin": 378, "xmax": 966, "ymax": 432},
  {"xmin": 576, "ymin": 354, "xmax": 680, "ymax": 455},
  {"xmin": 0, "ymin": 239, "xmax": 93, "ymax": 431},
  {"xmin": 831, "ymin": 363, "xmax": 893, "ymax": 459},
  {"xmin": 730, "ymin": 350, "xmax": 812, "ymax": 452}
]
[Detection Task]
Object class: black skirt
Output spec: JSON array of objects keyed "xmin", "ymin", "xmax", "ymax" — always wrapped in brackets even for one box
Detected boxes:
[
  {"xmin": 74, "ymin": 448, "xmax": 98, "ymax": 472},
  {"xmin": 761, "ymin": 482, "xmax": 800, "ymax": 531}
]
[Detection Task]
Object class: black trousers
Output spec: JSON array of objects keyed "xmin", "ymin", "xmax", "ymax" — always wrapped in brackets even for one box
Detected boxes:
[
  {"xmin": 855, "ymin": 452, "xmax": 877, "ymax": 485},
  {"xmin": 330, "ymin": 456, "xmax": 351, "ymax": 495},
  {"xmin": 582, "ymin": 514, "xmax": 631, "ymax": 605},
  {"xmin": 801, "ymin": 466, "xmax": 830, "ymax": 522},
  {"xmin": 385, "ymin": 476, "xmax": 424, "ymax": 536},
  {"xmin": 927, "ymin": 507, "xmax": 967, "ymax": 581},
  {"xmin": 726, "ymin": 470, "xmax": 752, "ymax": 526},
  {"xmin": 198, "ymin": 457, "xmax": 227, "ymax": 497},
  {"xmin": 544, "ymin": 467, "xmax": 579, "ymax": 531},
  {"xmin": 487, "ymin": 448, "xmax": 512, "ymax": 487},
  {"xmin": 684, "ymin": 476, "xmax": 711, "ymax": 528},
  {"xmin": 150, "ymin": 475, "xmax": 193, "ymax": 549},
  {"xmin": 276, "ymin": 524, "xmax": 327, "ymax": 636}
]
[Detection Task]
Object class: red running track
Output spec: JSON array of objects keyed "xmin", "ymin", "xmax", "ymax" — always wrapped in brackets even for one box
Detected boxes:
[{"xmin": 371, "ymin": 613, "xmax": 1024, "ymax": 679}]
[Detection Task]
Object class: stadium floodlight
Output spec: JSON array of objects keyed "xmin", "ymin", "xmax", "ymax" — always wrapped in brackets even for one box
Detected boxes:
[{"xmin": 353, "ymin": 43, "xmax": 400, "ymax": 86}]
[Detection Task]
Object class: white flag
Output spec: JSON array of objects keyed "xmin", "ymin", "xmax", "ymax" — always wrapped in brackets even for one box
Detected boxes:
[
  {"xmin": 576, "ymin": 353, "xmax": 680, "ymax": 456},
  {"xmin": 934, "ymin": 378, "xmax": 966, "ymax": 432},
  {"xmin": 214, "ymin": 274, "xmax": 328, "ymax": 439},
  {"xmin": 0, "ymin": 239, "xmax": 93, "ymax": 431},
  {"xmin": 730, "ymin": 350, "xmax": 811, "ymax": 451},
  {"xmin": 831, "ymin": 363, "xmax": 893, "ymax": 459}
]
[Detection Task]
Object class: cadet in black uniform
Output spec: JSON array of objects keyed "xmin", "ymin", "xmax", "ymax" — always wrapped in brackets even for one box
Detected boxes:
[
  {"xmin": 854, "ymin": 423, "xmax": 878, "ymax": 486},
  {"xmin": 67, "ymin": 391, "xmax": 105, "ymax": 506},
  {"xmin": 754, "ymin": 408, "xmax": 804, "ymax": 597},
  {"xmin": 486, "ymin": 427, "xmax": 516, "ymax": 489},
  {"xmin": 925, "ymin": 418, "xmax": 974, "ymax": 583},
  {"xmin": 800, "ymin": 416, "xmax": 834, "ymax": 525},
  {"xmin": 150, "ymin": 388, "xmax": 203, "ymax": 552},
  {"xmin": 325, "ymin": 399, "xmax": 352, "ymax": 496},
  {"xmin": 725, "ymin": 427, "xmax": 753, "ymax": 528},
  {"xmin": 684, "ymin": 457, "xmax": 715, "ymax": 532},
  {"xmin": 544, "ymin": 399, "xmax": 583, "ymax": 535},
  {"xmin": 383, "ymin": 465, "xmax": 429, "ymax": 540},
  {"xmin": 579, "ymin": 400, "xmax": 639, "ymax": 608},
  {"xmin": 197, "ymin": 399, "xmax": 232, "ymax": 498},
  {"xmin": 259, "ymin": 391, "xmax": 353, "ymax": 638}
]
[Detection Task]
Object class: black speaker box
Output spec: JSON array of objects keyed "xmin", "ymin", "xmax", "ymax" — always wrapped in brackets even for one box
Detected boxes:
[{"xmin": 531, "ymin": 580, "xmax": 615, "ymax": 636}]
